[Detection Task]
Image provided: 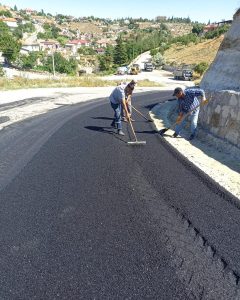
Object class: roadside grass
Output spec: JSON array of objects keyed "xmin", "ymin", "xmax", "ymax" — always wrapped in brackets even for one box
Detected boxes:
[{"xmin": 0, "ymin": 76, "xmax": 162, "ymax": 90}]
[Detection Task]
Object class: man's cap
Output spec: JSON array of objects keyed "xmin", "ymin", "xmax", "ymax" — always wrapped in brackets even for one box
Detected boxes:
[{"xmin": 172, "ymin": 87, "xmax": 183, "ymax": 96}]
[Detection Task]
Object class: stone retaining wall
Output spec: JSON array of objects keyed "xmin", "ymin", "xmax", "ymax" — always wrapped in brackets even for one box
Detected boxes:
[{"xmin": 199, "ymin": 91, "xmax": 240, "ymax": 148}]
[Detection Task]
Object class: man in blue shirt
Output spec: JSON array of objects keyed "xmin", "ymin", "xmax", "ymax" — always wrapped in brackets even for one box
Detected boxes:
[
  {"xmin": 109, "ymin": 80, "xmax": 136, "ymax": 136},
  {"xmin": 172, "ymin": 87, "xmax": 207, "ymax": 140}
]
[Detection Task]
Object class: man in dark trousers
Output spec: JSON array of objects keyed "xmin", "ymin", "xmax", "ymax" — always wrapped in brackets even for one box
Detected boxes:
[
  {"xmin": 109, "ymin": 80, "xmax": 136, "ymax": 136},
  {"xmin": 172, "ymin": 87, "xmax": 207, "ymax": 140},
  {"xmin": 121, "ymin": 80, "xmax": 136, "ymax": 121}
]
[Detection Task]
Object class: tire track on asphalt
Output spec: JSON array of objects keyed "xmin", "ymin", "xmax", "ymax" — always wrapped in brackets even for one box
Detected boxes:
[{"xmin": 130, "ymin": 162, "xmax": 240, "ymax": 299}]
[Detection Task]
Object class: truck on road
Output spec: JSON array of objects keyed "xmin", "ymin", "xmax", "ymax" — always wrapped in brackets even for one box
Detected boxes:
[
  {"xmin": 174, "ymin": 68, "xmax": 193, "ymax": 81},
  {"xmin": 144, "ymin": 62, "xmax": 154, "ymax": 72}
]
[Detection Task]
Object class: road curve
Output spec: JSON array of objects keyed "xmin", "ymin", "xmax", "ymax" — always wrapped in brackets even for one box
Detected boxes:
[{"xmin": 0, "ymin": 91, "xmax": 239, "ymax": 299}]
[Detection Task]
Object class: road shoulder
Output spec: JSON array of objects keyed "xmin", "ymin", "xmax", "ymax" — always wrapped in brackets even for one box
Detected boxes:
[{"xmin": 150, "ymin": 99, "xmax": 240, "ymax": 200}]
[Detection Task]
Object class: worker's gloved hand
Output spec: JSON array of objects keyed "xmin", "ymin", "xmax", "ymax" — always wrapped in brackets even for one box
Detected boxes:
[
  {"xmin": 176, "ymin": 115, "xmax": 183, "ymax": 124},
  {"xmin": 202, "ymin": 98, "xmax": 209, "ymax": 105}
]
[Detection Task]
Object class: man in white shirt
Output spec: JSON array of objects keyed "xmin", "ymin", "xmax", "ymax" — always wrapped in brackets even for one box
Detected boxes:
[{"xmin": 109, "ymin": 80, "xmax": 136, "ymax": 135}]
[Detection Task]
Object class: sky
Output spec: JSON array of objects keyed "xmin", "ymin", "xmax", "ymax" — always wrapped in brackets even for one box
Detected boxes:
[{"xmin": 2, "ymin": 0, "xmax": 240, "ymax": 23}]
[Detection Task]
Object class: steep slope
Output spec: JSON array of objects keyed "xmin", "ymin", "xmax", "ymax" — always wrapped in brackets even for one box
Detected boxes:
[
  {"xmin": 201, "ymin": 11, "xmax": 240, "ymax": 91},
  {"xmin": 164, "ymin": 36, "xmax": 224, "ymax": 66}
]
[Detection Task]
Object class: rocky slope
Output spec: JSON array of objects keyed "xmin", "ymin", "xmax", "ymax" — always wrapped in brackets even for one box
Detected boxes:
[{"xmin": 201, "ymin": 10, "xmax": 240, "ymax": 91}]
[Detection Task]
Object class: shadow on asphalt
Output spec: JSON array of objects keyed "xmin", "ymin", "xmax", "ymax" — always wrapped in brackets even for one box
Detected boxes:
[
  {"xmin": 135, "ymin": 130, "xmax": 158, "ymax": 134},
  {"xmin": 84, "ymin": 125, "xmax": 127, "ymax": 144},
  {"xmin": 144, "ymin": 102, "xmax": 160, "ymax": 110},
  {"xmin": 91, "ymin": 116, "xmax": 113, "ymax": 121},
  {"xmin": 85, "ymin": 125, "xmax": 114, "ymax": 134}
]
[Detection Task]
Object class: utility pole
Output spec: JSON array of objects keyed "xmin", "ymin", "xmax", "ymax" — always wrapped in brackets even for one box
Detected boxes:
[{"xmin": 52, "ymin": 49, "xmax": 55, "ymax": 77}]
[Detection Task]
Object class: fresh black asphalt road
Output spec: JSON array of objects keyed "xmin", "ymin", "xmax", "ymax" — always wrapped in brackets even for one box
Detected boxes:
[{"xmin": 0, "ymin": 90, "xmax": 239, "ymax": 299}]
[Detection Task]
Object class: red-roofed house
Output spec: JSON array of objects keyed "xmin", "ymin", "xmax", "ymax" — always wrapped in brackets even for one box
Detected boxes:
[
  {"xmin": 24, "ymin": 8, "xmax": 37, "ymax": 15},
  {"xmin": 0, "ymin": 17, "xmax": 18, "ymax": 28},
  {"xmin": 65, "ymin": 40, "xmax": 90, "ymax": 54},
  {"xmin": 203, "ymin": 23, "xmax": 219, "ymax": 33}
]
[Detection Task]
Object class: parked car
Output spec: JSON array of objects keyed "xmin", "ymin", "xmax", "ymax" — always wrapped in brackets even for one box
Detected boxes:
[{"xmin": 117, "ymin": 66, "xmax": 128, "ymax": 75}]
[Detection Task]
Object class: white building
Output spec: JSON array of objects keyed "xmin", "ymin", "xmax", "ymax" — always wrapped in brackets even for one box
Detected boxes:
[
  {"xmin": 20, "ymin": 43, "xmax": 40, "ymax": 54},
  {"xmin": 0, "ymin": 17, "xmax": 18, "ymax": 29}
]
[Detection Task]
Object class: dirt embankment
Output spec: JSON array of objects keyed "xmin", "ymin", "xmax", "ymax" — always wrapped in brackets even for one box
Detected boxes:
[
  {"xmin": 68, "ymin": 22, "xmax": 102, "ymax": 34},
  {"xmin": 164, "ymin": 35, "xmax": 224, "ymax": 66}
]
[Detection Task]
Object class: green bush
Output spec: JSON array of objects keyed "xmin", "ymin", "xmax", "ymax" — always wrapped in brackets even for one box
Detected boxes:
[
  {"xmin": 205, "ymin": 25, "xmax": 230, "ymax": 39},
  {"xmin": 194, "ymin": 62, "xmax": 209, "ymax": 75},
  {"xmin": 0, "ymin": 65, "xmax": 5, "ymax": 77}
]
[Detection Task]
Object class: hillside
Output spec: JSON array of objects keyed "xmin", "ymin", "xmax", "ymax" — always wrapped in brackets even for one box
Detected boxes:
[
  {"xmin": 67, "ymin": 21, "xmax": 102, "ymax": 34},
  {"xmin": 164, "ymin": 22, "xmax": 193, "ymax": 37},
  {"xmin": 164, "ymin": 35, "xmax": 224, "ymax": 66}
]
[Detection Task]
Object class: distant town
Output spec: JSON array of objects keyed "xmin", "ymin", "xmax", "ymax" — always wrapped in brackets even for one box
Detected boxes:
[{"xmin": 0, "ymin": 3, "xmax": 232, "ymax": 76}]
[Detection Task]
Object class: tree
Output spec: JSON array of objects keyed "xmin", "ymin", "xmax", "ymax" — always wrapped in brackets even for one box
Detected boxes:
[
  {"xmin": 43, "ymin": 52, "xmax": 77, "ymax": 75},
  {"xmin": 152, "ymin": 52, "xmax": 165, "ymax": 68},
  {"xmin": 192, "ymin": 24, "xmax": 204, "ymax": 35},
  {"xmin": 98, "ymin": 45, "xmax": 114, "ymax": 71},
  {"xmin": 0, "ymin": 10, "xmax": 12, "ymax": 17},
  {"xmin": 0, "ymin": 21, "xmax": 21, "ymax": 62},
  {"xmin": 14, "ymin": 5, "xmax": 18, "ymax": 11},
  {"xmin": 114, "ymin": 37, "xmax": 128, "ymax": 66},
  {"xmin": 0, "ymin": 65, "xmax": 5, "ymax": 76},
  {"xmin": 16, "ymin": 52, "xmax": 42, "ymax": 69}
]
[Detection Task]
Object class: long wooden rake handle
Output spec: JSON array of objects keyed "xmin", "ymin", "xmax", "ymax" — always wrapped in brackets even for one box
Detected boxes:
[
  {"xmin": 131, "ymin": 105, "xmax": 150, "ymax": 121},
  {"xmin": 123, "ymin": 101, "xmax": 138, "ymax": 141}
]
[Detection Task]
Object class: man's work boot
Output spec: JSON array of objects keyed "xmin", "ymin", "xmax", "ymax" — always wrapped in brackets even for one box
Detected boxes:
[
  {"xmin": 110, "ymin": 120, "xmax": 117, "ymax": 128},
  {"xmin": 189, "ymin": 134, "xmax": 195, "ymax": 140},
  {"xmin": 172, "ymin": 132, "xmax": 178, "ymax": 138},
  {"xmin": 118, "ymin": 129, "xmax": 125, "ymax": 136}
]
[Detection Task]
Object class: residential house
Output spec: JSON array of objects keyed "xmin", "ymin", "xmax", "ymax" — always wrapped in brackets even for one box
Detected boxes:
[
  {"xmin": 39, "ymin": 40, "xmax": 60, "ymax": 53},
  {"xmin": 20, "ymin": 43, "xmax": 40, "ymax": 54},
  {"xmin": 203, "ymin": 20, "xmax": 232, "ymax": 34},
  {"xmin": 65, "ymin": 39, "xmax": 90, "ymax": 55},
  {"xmin": 0, "ymin": 17, "xmax": 18, "ymax": 29},
  {"xmin": 203, "ymin": 23, "xmax": 219, "ymax": 33},
  {"xmin": 96, "ymin": 39, "xmax": 109, "ymax": 48},
  {"xmin": 23, "ymin": 8, "xmax": 37, "ymax": 15}
]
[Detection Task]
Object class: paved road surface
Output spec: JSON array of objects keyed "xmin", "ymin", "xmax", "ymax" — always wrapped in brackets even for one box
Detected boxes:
[{"xmin": 0, "ymin": 91, "xmax": 239, "ymax": 299}]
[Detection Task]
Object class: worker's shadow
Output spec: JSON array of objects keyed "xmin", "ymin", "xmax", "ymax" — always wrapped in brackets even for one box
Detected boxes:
[
  {"xmin": 134, "ymin": 129, "xmax": 157, "ymax": 134},
  {"xmin": 144, "ymin": 102, "xmax": 160, "ymax": 110},
  {"xmin": 144, "ymin": 98, "xmax": 175, "ymax": 110},
  {"xmin": 85, "ymin": 125, "xmax": 113, "ymax": 134},
  {"xmin": 91, "ymin": 117, "xmax": 113, "ymax": 121},
  {"xmin": 84, "ymin": 126, "xmax": 127, "ymax": 143}
]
